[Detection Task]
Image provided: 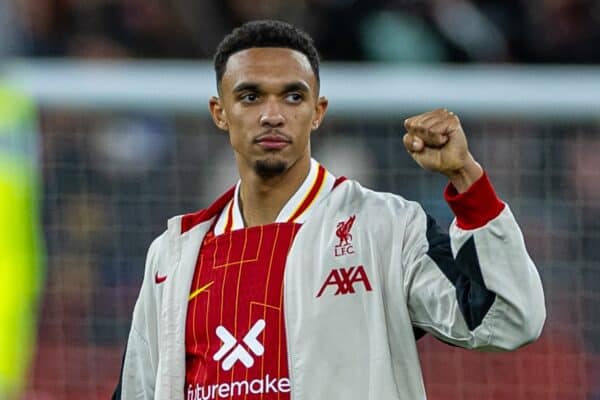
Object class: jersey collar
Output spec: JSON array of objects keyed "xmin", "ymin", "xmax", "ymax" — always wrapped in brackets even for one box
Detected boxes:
[{"xmin": 213, "ymin": 159, "xmax": 336, "ymax": 235}]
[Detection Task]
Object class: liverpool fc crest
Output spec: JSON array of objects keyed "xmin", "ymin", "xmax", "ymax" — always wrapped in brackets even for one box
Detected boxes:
[{"xmin": 334, "ymin": 215, "xmax": 356, "ymax": 256}]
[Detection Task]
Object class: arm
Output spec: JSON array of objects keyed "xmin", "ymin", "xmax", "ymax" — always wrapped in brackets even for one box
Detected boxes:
[
  {"xmin": 401, "ymin": 109, "xmax": 545, "ymax": 349},
  {"xmin": 403, "ymin": 175, "xmax": 545, "ymax": 349},
  {"xmin": 113, "ymin": 235, "xmax": 163, "ymax": 399}
]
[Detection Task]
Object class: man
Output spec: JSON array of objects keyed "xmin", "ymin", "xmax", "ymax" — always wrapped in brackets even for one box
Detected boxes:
[{"xmin": 114, "ymin": 20, "xmax": 545, "ymax": 400}]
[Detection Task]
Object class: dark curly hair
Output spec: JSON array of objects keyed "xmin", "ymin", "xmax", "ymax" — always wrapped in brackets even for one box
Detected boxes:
[{"xmin": 214, "ymin": 20, "xmax": 320, "ymax": 91}]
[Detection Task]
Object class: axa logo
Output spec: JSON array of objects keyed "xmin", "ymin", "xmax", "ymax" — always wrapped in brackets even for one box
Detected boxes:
[
  {"xmin": 213, "ymin": 319, "xmax": 265, "ymax": 371},
  {"xmin": 335, "ymin": 214, "xmax": 356, "ymax": 257},
  {"xmin": 316, "ymin": 265, "xmax": 372, "ymax": 297}
]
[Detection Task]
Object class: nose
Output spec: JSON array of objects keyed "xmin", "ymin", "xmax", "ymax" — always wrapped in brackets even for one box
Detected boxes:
[{"xmin": 259, "ymin": 98, "xmax": 285, "ymax": 127}]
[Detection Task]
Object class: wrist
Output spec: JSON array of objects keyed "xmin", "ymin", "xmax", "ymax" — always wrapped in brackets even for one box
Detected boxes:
[
  {"xmin": 445, "ymin": 155, "xmax": 483, "ymax": 193},
  {"xmin": 444, "ymin": 172, "xmax": 505, "ymax": 229}
]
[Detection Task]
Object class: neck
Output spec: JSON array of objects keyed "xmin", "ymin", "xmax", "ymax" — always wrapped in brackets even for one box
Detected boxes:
[{"xmin": 238, "ymin": 156, "xmax": 311, "ymax": 227}]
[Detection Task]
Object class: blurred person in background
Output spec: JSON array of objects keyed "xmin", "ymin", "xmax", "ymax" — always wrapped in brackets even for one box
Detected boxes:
[
  {"xmin": 0, "ymin": 83, "xmax": 44, "ymax": 399},
  {"xmin": 114, "ymin": 20, "xmax": 545, "ymax": 400}
]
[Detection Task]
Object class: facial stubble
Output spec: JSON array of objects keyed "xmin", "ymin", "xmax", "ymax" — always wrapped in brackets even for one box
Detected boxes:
[{"xmin": 254, "ymin": 158, "xmax": 287, "ymax": 178}]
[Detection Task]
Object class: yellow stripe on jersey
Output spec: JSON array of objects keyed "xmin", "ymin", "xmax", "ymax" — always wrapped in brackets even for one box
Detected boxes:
[
  {"xmin": 189, "ymin": 281, "xmax": 215, "ymax": 301},
  {"xmin": 288, "ymin": 164, "xmax": 326, "ymax": 223},
  {"xmin": 224, "ymin": 199, "xmax": 234, "ymax": 233}
]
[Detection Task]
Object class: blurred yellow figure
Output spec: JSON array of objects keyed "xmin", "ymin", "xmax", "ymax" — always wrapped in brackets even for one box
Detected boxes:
[{"xmin": 0, "ymin": 84, "xmax": 44, "ymax": 399}]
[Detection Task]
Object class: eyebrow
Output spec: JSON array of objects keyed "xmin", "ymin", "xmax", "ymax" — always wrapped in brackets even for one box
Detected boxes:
[
  {"xmin": 232, "ymin": 82, "xmax": 261, "ymax": 94},
  {"xmin": 281, "ymin": 81, "xmax": 311, "ymax": 94},
  {"xmin": 231, "ymin": 81, "xmax": 311, "ymax": 94}
]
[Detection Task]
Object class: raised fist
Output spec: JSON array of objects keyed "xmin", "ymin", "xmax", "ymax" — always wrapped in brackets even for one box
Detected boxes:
[{"xmin": 403, "ymin": 108, "xmax": 482, "ymax": 192}]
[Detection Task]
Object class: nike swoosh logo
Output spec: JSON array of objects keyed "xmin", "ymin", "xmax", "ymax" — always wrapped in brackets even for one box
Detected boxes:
[
  {"xmin": 155, "ymin": 272, "xmax": 167, "ymax": 284},
  {"xmin": 189, "ymin": 281, "xmax": 214, "ymax": 301}
]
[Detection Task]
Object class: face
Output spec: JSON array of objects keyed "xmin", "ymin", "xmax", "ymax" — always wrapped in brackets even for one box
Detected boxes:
[{"xmin": 209, "ymin": 47, "xmax": 328, "ymax": 179}]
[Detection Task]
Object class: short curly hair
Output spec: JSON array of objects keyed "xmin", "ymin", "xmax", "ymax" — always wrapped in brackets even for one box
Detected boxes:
[{"xmin": 214, "ymin": 20, "xmax": 320, "ymax": 91}]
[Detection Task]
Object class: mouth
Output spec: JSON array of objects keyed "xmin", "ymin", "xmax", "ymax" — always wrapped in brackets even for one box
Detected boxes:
[{"xmin": 254, "ymin": 131, "xmax": 291, "ymax": 150}]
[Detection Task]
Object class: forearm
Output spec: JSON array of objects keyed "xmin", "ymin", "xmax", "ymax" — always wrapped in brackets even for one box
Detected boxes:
[{"xmin": 444, "ymin": 154, "xmax": 483, "ymax": 193}]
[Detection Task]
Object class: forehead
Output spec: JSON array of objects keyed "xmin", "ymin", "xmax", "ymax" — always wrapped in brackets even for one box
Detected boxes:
[{"xmin": 222, "ymin": 47, "xmax": 316, "ymax": 91}]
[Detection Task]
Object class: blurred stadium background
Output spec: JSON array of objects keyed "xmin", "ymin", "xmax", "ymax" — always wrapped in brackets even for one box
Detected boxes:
[{"xmin": 1, "ymin": 0, "xmax": 599, "ymax": 398}]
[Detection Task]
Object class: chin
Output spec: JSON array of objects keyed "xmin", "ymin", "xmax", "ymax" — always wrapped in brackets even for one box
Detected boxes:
[{"xmin": 254, "ymin": 158, "xmax": 288, "ymax": 178}]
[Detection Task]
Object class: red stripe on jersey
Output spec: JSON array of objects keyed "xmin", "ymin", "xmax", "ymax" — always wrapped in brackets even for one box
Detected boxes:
[
  {"xmin": 333, "ymin": 176, "xmax": 347, "ymax": 188},
  {"xmin": 288, "ymin": 164, "xmax": 326, "ymax": 222}
]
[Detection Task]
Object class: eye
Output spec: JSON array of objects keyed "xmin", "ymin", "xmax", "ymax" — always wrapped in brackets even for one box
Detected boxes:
[
  {"xmin": 240, "ymin": 92, "xmax": 259, "ymax": 103},
  {"xmin": 285, "ymin": 92, "xmax": 303, "ymax": 104}
]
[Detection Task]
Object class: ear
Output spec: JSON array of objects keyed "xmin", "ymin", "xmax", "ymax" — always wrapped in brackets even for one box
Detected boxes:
[
  {"xmin": 311, "ymin": 96, "xmax": 329, "ymax": 131},
  {"xmin": 209, "ymin": 96, "xmax": 228, "ymax": 131}
]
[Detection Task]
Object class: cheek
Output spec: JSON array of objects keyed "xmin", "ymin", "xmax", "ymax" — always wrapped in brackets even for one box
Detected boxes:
[
  {"xmin": 228, "ymin": 106, "xmax": 254, "ymax": 127},
  {"xmin": 224, "ymin": 115, "xmax": 245, "ymax": 150},
  {"xmin": 292, "ymin": 114, "xmax": 314, "ymax": 148},
  {"xmin": 227, "ymin": 108, "xmax": 256, "ymax": 138},
  {"xmin": 291, "ymin": 107, "xmax": 315, "ymax": 128}
]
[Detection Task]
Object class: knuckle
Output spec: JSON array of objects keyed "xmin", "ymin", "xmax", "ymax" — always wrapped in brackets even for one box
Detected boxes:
[
  {"xmin": 429, "ymin": 126, "xmax": 443, "ymax": 136},
  {"xmin": 408, "ymin": 122, "xmax": 421, "ymax": 133},
  {"xmin": 447, "ymin": 110, "xmax": 459, "ymax": 121}
]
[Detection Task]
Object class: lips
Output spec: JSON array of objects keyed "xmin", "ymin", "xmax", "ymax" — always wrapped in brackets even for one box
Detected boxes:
[{"xmin": 254, "ymin": 132, "xmax": 291, "ymax": 150}]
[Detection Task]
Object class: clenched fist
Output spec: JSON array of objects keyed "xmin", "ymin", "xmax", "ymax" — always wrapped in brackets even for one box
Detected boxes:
[{"xmin": 403, "ymin": 108, "xmax": 483, "ymax": 193}]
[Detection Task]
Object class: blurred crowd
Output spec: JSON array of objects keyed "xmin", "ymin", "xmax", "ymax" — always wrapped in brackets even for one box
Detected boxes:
[{"xmin": 2, "ymin": 0, "xmax": 600, "ymax": 63}]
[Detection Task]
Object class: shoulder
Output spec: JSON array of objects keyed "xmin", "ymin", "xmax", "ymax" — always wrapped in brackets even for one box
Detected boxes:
[{"xmin": 334, "ymin": 179, "xmax": 424, "ymax": 217}]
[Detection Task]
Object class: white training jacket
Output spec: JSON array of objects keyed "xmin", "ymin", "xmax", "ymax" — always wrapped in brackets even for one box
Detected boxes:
[{"xmin": 114, "ymin": 177, "xmax": 546, "ymax": 400}]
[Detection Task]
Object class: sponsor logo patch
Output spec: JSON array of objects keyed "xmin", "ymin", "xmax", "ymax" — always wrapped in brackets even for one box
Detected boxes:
[
  {"xmin": 187, "ymin": 374, "xmax": 291, "ymax": 400},
  {"xmin": 213, "ymin": 319, "xmax": 265, "ymax": 371},
  {"xmin": 316, "ymin": 265, "xmax": 373, "ymax": 297},
  {"xmin": 187, "ymin": 319, "xmax": 290, "ymax": 400}
]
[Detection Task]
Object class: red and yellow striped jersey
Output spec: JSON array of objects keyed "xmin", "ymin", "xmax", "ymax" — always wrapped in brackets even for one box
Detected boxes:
[
  {"xmin": 185, "ymin": 160, "xmax": 335, "ymax": 400},
  {"xmin": 185, "ymin": 223, "xmax": 300, "ymax": 399}
]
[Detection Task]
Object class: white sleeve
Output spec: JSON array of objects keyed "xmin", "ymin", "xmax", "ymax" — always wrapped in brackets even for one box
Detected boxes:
[
  {"xmin": 402, "ymin": 204, "xmax": 546, "ymax": 351},
  {"xmin": 114, "ymin": 234, "xmax": 164, "ymax": 399}
]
